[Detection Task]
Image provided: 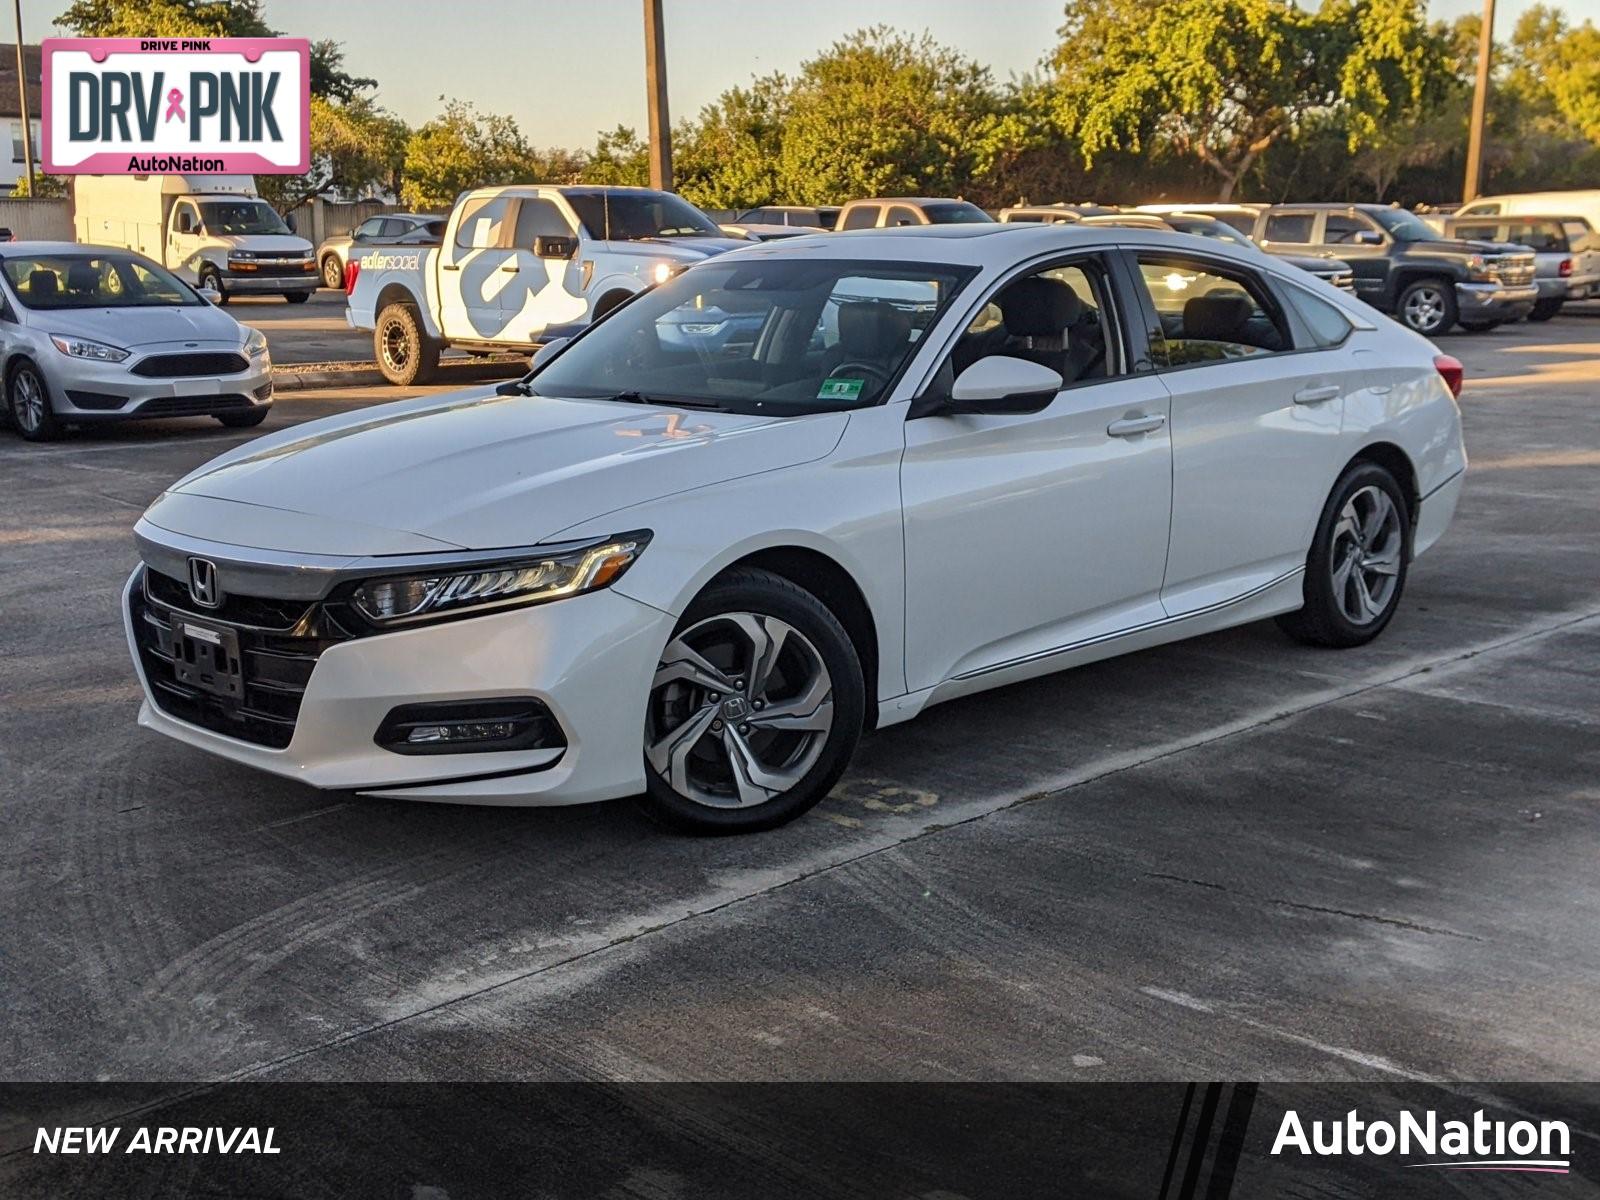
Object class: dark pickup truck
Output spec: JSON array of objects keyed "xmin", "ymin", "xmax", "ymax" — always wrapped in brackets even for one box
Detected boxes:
[{"xmin": 1252, "ymin": 203, "xmax": 1537, "ymax": 336}]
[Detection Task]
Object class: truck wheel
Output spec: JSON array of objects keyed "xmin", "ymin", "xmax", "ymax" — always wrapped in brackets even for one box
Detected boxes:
[
  {"xmin": 200, "ymin": 265, "xmax": 229, "ymax": 306},
  {"xmin": 1396, "ymin": 278, "xmax": 1454, "ymax": 336},
  {"xmin": 593, "ymin": 290, "xmax": 633, "ymax": 321},
  {"xmin": 1529, "ymin": 298, "xmax": 1563, "ymax": 322},
  {"xmin": 375, "ymin": 302, "xmax": 439, "ymax": 386},
  {"xmin": 283, "ymin": 291, "xmax": 311, "ymax": 305},
  {"xmin": 321, "ymin": 255, "xmax": 344, "ymax": 290}
]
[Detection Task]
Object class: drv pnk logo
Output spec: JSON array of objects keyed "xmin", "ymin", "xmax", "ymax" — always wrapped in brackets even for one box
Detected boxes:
[{"xmin": 41, "ymin": 37, "xmax": 309, "ymax": 174}]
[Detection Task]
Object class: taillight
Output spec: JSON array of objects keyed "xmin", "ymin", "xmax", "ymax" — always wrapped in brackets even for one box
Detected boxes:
[
  {"xmin": 1559, "ymin": 257, "xmax": 1573, "ymax": 277},
  {"xmin": 344, "ymin": 260, "xmax": 359, "ymax": 295},
  {"xmin": 1434, "ymin": 353, "xmax": 1464, "ymax": 399}
]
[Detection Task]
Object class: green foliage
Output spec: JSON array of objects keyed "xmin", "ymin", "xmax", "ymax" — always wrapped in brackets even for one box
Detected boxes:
[
  {"xmin": 399, "ymin": 101, "xmax": 541, "ymax": 209},
  {"xmin": 583, "ymin": 126, "xmax": 650, "ymax": 187},
  {"xmin": 57, "ymin": 0, "xmax": 273, "ymax": 38}
]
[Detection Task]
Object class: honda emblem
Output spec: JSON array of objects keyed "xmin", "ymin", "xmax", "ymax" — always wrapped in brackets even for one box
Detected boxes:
[{"xmin": 187, "ymin": 557, "xmax": 221, "ymax": 608}]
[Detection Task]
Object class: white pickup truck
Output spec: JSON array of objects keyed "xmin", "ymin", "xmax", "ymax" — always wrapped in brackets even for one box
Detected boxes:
[{"xmin": 347, "ymin": 185, "xmax": 749, "ymax": 384}]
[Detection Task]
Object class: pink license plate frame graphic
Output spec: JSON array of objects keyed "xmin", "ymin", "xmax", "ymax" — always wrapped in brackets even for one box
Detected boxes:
[{"xmin": 41, "ymin": 37, "xmax": 310, "ymax": 174}]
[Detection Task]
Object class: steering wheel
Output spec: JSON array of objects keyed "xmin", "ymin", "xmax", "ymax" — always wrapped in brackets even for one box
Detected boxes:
[{"xmin": 826, "ymin": 361, "xmax": 892, "ymax": 391}]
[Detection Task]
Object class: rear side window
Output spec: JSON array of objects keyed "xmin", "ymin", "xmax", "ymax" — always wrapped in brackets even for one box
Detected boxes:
[
  {"xmin": 1283, "ymin": 284, "xmax": 1354, "ymax": 348},
  {"xmin": 454, "ymin": 196, "xmax": 513, "ymax": 249},
  {"xmin": 1458, "ymin": 202, "xmax": 1501, "ymax": 216},
  {"xmin": 1451, "ymin": 222, "xmax": 1500, "ymax": 242},
  {"xmin": 1503, "ymin": 221, "xmax": 1565, "ymax": 251},
  {"xmin": 1132, "ymin": 256, "xmax": 1292, "ymax": 367},
  {"xmin": 1263, "ymin": 212, "xmax": 1314, "ymax": 244},
  {"xmin": 840, "ymin": 205, "xmax": 880, "ymax": 230},
  {"xmin": 1564, "ymin": 220, "xmax": 1594, "ymax": 250}
]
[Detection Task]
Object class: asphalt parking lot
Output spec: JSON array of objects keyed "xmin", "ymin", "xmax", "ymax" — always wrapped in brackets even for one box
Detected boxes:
[{"xmin": 2, "ymin": 314, "xmax": 1597, "ymax": 1085}]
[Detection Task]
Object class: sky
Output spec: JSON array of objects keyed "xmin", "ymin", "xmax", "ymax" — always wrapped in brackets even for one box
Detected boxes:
[{"xmin": 15, "ymin": 0, "xmax": 1591, "ymax": 149}]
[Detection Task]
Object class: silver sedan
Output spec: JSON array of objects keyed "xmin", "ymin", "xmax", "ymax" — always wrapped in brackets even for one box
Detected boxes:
[{"xmin": 0, "ymin": 243, "xmax": 273, "ymax": 443}]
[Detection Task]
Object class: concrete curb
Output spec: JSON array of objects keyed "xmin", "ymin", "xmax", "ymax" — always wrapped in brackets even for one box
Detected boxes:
[{"xmin": 273, "ymin": 356, "xmax": 527, "ymax": 391}]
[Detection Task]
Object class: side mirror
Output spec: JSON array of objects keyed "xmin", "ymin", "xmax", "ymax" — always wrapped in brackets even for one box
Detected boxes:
[
  {"xmin": 926, "ymin": 355, "xmax": 1063, "ymax": 416},
  {"xmin": 530, "ymin": 336, "xmax": 570, "ymax": 371},
  {"xmin": 534, "ymin": 236, "xmax": 576, "ymax": 260},
  {"xmin": 1354, "ymin": 230, "xmax": 1384, "ymax": 246},
  {"xmin": 198, "ymin": 286, "xmax": 222, "ymax": 305}
]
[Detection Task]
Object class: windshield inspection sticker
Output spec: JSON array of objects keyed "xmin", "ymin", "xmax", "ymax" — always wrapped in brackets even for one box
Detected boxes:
[{"xmin": 817, "ymin": 378, "xmax": 865, "ymax": 401}]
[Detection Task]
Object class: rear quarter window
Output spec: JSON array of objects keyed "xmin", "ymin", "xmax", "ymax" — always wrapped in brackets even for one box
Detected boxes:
[{"xmin": 1283, "ymin": 283, "xmax": 1354, "ymax": 348}]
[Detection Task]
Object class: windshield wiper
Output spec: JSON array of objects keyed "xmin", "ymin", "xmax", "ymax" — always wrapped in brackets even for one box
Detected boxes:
[{"xmin": 602, "ymin": 391, "xmax": 724, "ymax": 410}]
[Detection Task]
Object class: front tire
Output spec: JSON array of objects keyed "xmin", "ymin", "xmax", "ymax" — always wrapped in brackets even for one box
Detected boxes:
[
  {"xmin": 8, "ymin": 361, "xmax": 61, "ymax": 442},
  {"xmin": 375, "ymin": 302, "xmax": 440, "ymax": 386},
  {"xmin": 216, "ymin": 408, "xmax": 269, "ymax": 428},
  {"xmin": 1396, "ymin": 278, "xmax": 1455, "ymax": 336},
  {"xmin": 639, "ymin": 568, "xmax": 865, "ymax": 834},
  {"xmin": 1529, "ymin": 298, "xmax": 1562, "ymax": 322},
  {"xmin": 1277, "ymin": 462, "xmax": 1411, "ymax": 648},
  {"xmin": 199, "ymin": 265, "xmax": 229, "ymax": 306},
  {"xmin": 321, "ymin": 255, "xmax": 344, "ymax": 290},
  {"xmin": 283, "ymin": 291, "xmax": 311, "ymax": 304}
]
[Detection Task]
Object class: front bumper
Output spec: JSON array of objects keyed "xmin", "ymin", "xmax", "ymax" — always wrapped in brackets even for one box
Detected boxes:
[
  {"xmin": 43, "ymin": 352, "xmax": 273, "ymax": 422},
  {"xmin": 1455, "ymin": 281, "xmax": 1537, "ymax": 321},
  {"xmin": 223, "ymin": 265, "xmax": 319, "ymax": 294},
  {"xmin": 123, "ymin": 568, "xmax": 674, "ymax": 806}
]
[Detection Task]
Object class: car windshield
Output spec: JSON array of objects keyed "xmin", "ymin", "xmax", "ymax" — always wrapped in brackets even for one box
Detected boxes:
[
  {"xmin": 527, "ymin": 258, "xmax": 974, "ymax": 416},
  {"xmin": 197, "ymin": 200, "xmax": 291, "ymax": 236},
  {"xmin": 922, "ymin": 202, "xmax": 994, "ymax": 225},
  {"xmin": 1370, "ymin": 208, "xmax": 1437, "ymax": 243},
  {"xmin": 2, "ymin": 252, "xmax": 201, "ymax": 309},
  {"xmin": 565, "ymin": 190, "xmax": 723, "ymax": 240}
]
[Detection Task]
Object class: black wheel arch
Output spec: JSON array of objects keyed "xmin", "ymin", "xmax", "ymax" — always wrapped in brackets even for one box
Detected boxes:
[{"xmin": 1340, "ymin": 442, "xmax": 1420, "ymax": 530}]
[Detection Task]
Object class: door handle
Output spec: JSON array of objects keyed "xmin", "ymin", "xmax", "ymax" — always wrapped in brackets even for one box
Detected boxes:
[
  {"xmin": 1293, "ymin": 384, "xmax": 1341, "ymax": 404},
  {"xmin": 499, "ymin": 263, "xmax": 520, "ymax": 273},
  {"xmin": 441, "ymin": 263, "xmax": 461, "ymax": 271},
  {"xmin": 1107, "ymin": 414, "xmax": 1166, "ymax": 437}
]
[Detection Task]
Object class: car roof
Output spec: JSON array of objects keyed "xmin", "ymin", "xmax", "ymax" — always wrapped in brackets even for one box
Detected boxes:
[
  {"xmin": 720, "ymin": 222, "xmax": 1271, "ymax": 269},
  {"xmin": 0, "ymin": 240, "xmax": 130, "ymax": 255},
  {"xmin": 845, "ymin": 197, "xmax": 975, "ymax": 206}
]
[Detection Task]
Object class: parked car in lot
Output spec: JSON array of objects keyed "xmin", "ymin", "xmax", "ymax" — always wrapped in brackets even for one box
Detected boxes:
[
  {"xmin": 835, "ymin": 198, "xmax": 994, "ymax": 229},
  {"xmin": 1143, "ymin": 211, "xmax": 1356, "ymax": 292},
  {"xmin": 0, "ymin": 244, "xmax": 272, "ymax": 442},
  {"xmin": 1443, "ymin": 214, "xmax": 1600, "ymax": 321},
  {"xmin": 1254, "ymin": 203, "xmax": 1536, "ymax": 335},
  {"xmin": 347, "ymin": 186, "xmax": 749, "ymax": 385},
  {"xmin": 74, "ymin": 174, "xmax": 318, "ymax": 305},
  {"xmin": 1455, "ymin": 190, "xmax": 1600, "ymax": 237},
  {"xmin": 317, "ymin": 213, "xmax": 446, "ymax": 291},
  {"xmin": 718, "ymin": 221, "xmax": 821, "ymax": 241},
  {"xmin": 124, "ymin": 224, "xmax": 1464, "ymax": 832},
  {"xmin": 997, "ymin": 204, "xmax": 1121, "ymax": 223},
  {"xmin": 1135, "ymin": 202, "xmax": 1266, "ymax": 238},
  {"xmin": 734, "ymin": 205, "xmax": 841, "ymax": 230}
]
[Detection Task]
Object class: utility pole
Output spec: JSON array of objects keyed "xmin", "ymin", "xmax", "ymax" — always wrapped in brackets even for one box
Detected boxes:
[
  {"xmin": 1462, "ymin": 0, "xmax": 1495, "ymax": 202},
  {"xmin": 643, "ymin": 0, "xmax": 672, "ymax": 191},
  {"xmin": 13, "ymin": 0, "xmax": 35, "ymax": 195}
]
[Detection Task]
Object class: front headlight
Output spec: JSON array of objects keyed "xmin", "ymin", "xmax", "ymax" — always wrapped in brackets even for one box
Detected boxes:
[
  {"xmin": 228, "ymin": 250, "xmax": 257, "ymax": 261},
  {"xmin": 50, "ymin": 334, "xmax": 129, "ymax": 363},
  {"xmin": 349, "ymin": 533, "xmax": 649, "ymax": 626},
  {"xmin": 1465, "ymin": 254, "xmax": 1492, "ymax": 281},
  {"xmin": 652, "ymin": 262, "xmax": 684, "ymax": 285},
  {"xmin": 244, "ymin": 328, "xmax": 269, "ymax": 358}
]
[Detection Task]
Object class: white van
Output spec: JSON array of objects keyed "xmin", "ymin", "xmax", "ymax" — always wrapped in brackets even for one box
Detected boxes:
[
  {"xmin": 1456, "ymin": 190, "xmax": 1600, "ymax": 236},
  {"xmin": 72, "ymin": 174, "xmax": 318, "ymax": 305}
]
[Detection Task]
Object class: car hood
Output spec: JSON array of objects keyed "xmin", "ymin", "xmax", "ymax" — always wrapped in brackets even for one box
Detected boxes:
[
  {"xmin": 148, "ymin": 388, "xmax": 849, "ymax": 554},
  {"xmin": 603, "ymin": 236, "xmax": 750, "ymax": 262},
  {"xmin": 30, "ymin": 303, "xmax": 243, "ymax": 348},
  {"xmin": 223, "ymin": 233, "xmax": 314, "ymax": 254},
  {"xmin": 1419, "ymin": 237, "xmax": 1530, "ymax": 256}
]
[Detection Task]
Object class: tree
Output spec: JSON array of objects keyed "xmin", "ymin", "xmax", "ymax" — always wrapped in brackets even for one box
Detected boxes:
[
  {"xmin": 674, "ymin": 74, "xmax": 791, "ymax": 209},
  {"xmin": 256, "ymin": 95, "xmax": 408, "ymax": 211},
  {"xmin": 56, "ymin": 0, "xmax": 272, "ymax": 38},
  {"xmin": 400, "ymin": 101, "xmax": 539, "ymax": 209},
  {"xmin": 582, "ymin": 126, "xmax": 650, "ymax": 187}
]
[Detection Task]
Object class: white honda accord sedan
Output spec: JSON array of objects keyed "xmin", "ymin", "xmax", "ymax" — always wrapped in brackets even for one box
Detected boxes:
[{"xmin": 124, "ymin": 224, "xmax": 1466, "ymax": 832}]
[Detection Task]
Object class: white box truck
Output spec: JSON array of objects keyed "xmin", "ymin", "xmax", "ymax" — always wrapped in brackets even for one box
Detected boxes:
[{"xmin": 72, "ymin": 174, "xmax": 319, "ymax": 305}]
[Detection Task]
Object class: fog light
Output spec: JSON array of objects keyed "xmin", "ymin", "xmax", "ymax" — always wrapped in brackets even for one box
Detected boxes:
[{"xmin": 375, "ymin": 698, "xmax": 565, "ymax": 756}]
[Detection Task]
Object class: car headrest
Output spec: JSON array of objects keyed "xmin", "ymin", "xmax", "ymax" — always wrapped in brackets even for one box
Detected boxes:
[
  {"xmin": 1183, "ymin": 291, "xmax": 1254, "ymax": 341},
  {"xmin": 28, "ymin": 270, "xmax": 58, "ymax": 297},
  {"xmin": 837, "ymin": 300, "xmax": 911, "ymax": 359},
  {"xmin": 998, "ymin": 276, "xmax": 1082, "ymax": 337},
  {"xmin": 66, "ymin": 262, "xmax": 100, "ymax": 294}
]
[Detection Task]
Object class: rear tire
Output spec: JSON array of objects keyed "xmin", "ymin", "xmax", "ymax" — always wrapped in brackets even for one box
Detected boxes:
[
  {"xmin": 374, "ymin": 302, "xmax": 440, "ymax": 386},
  {"xmin": 1529, "ymin": 297, "xmax": 1562, "ymax": 322},
  {"xmin": 216, "ymin": 408, "xmax": 270, "ymax": 428},
  {"xmin": 7, "ymin": 361, "xmax": 61, "ymax": 442},
  {"xmin": 1396, "ymin": 278, "xmax": 1455, "ymax": 336},
  {"xmin": 638, "ymin": 568, "xmax": 865, "ymax": 834},
  {"xmin": 1277, "ymin": 462, "xmax": 1411, "ymax": 649}
]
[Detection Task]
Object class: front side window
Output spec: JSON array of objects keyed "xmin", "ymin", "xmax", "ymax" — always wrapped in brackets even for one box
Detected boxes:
[
  {"xmin": 1211, "ymin": 212, "xmax": 1258, "ymax": 237},
  {"xmin": 512, "ymin": 198, "xmax": 573, "ymax": 245},
  {"xmin": 1263, "ymin": 212, "xmax": 1314, "ymax": 244},
  {"xmin": 840, "ymin": 205, "xmax": 880, "ymax": 230},
  {"xmin": 1132, "ymin": 256, "xmax": 1291, "ymax": 367},
  {"xmin": 1323, "ymin": 212, "xmax": 1379, "ymax": 245},
  {"xmin": 197, "ymin": 200, "xmax": 289, "ymax": 236},
  {"xmin": 886, "ymin": 205, "xmax": 921, "ymax": 227},
  {"xmin": 3, "ymin": 253, "xmax": 200, "ymax": 309},
  {"xmin": 528, "ymin": 258, "xmax": 973, "ymax": 416},
  {"xmin": 354, "ymin": 217, "xmax": 384, "ymax": 240},
  {"xmin": 948, "ymin": 258, "xmax": 1118, "ymax": 387}
]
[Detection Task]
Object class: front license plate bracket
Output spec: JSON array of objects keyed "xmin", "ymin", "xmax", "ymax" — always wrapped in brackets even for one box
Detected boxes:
[{"xmin": 171, "ymin": 619, "xmax": 245, "ymax": 700}]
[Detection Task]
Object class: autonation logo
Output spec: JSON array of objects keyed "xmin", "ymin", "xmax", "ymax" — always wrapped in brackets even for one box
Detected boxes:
[{"xmin": 1272, "ymin": 1108, "xmax": 1571, "ymax": 1175}]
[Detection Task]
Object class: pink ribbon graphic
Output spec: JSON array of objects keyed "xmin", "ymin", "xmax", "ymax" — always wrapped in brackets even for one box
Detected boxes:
[{"xmin": 164, "ymin": 88, "xmax": 185, "ymax": 123}]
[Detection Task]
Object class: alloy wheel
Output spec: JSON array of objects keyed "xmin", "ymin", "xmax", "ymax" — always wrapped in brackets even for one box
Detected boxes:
[
  {"xmin": 1402, "ymin": 286, "xmax": 1445, "ymax": 333},
  {"xmin": 1329, "ymin": 485, "xmax": 1403, "ymax": 625},
  {"xmin": 380, "ymin": 319, "xmax": 411, "ymax": 373},
  {"xmin": 13, "ymin": 369, "xmax": 44, "ymax": 434},
  {"xmin": 646, "ymin": 612, "xmax": 835, "ymax": 809}
]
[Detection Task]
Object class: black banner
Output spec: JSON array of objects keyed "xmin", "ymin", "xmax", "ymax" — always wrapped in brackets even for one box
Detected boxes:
[{"xmin": 3, "ymin": 1083, "xmax": 1596, "ymax": 1198}]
